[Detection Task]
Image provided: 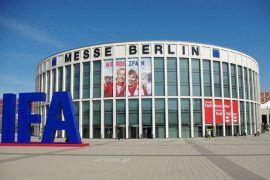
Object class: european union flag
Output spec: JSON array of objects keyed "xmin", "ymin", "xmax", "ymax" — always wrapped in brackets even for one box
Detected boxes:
[
  {"xmin": 52, "ymin": 57, "xmax": 57, "ymax": 66},
  {"xmin": 213, "ymin": 49, "xmax": 220, "ymax": 58}
]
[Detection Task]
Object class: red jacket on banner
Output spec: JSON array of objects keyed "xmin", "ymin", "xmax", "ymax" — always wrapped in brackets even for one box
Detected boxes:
[
  {"xmin": 204, "ymin": 99, "xmax": 213, "ymax": 124},
  {"xmin": 224, "ymin": 100, "xmax": 231, "ymax": 124},
  {"xmin": 104, "ymin": 82, "xmax": 113, "ymax": 97},
  {"xmin": 232, "ymin": 100, "xmax": 239, "ymax": 124},
  {"xmin": 215, "ymin": 99, "xmax": 223, "ymax": 124}
]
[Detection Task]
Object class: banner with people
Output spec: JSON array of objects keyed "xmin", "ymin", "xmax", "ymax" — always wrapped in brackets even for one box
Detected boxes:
[
  {"xmin": 127, "ymin": 58, "xmax": 139, "ymax": 96},
  {"xmin": 104, "ymin": 58, "xmax": 152, "ymax": 97},
  {"xmin": 115, "ymin": 59, "xmax": 126, "ymax": 97},
  {"xmin": 103, "ymin": 60, "xmax": 113, "ymax": 97},
  {"xmin": 140, "ymin": 57, "xmax": 152, "ymax": 96}
]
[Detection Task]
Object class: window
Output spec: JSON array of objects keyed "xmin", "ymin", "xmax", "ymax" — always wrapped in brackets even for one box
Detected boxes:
[
  {"xmin": 154, "ymin": 57, "xmax": 165, "ymax": 96},
  {"xmin": 168, "ymin": 99, "xmax": 178, "ymax": 138},
  {"xmin": 238, "ymin": 66, "xmax": 243, "ymax": 99},
  {"xmin": 93, "ymin": 61, "xmax": 101, "ymax": 98},
  {"xmin": 244, "ymin": 68, "xmax": 249, "ymax": 100},
  {"xmin": 116, "ymin": 100, "xmax": 125, "ymax": 125},
  {"xmin": 104, "ymin": 100, "xmax": 113, "ymax": 126},
  {"xmin": 142, "ymin": 99, "xmax": 152, "ymax": 125},
  {"xmin": 240, "ymin": 101, "xmax": 245, "ymax": 135},
  {"xmin": 180, "ymin": 58, "xmax": 190, "ymax": 96},
  {"xmin": 93, "ymin": 100, "xmax": 101, "ymax": 138},
  {"xmin": 82, "ymin": 101, "xmax": 89, "ymax": 138},
  {"xmin": 52, "ymin": 69, "xmax": 56, "ymax": 92},
  {"xmin": 231, "ymin": 64, "xmax": 237, "ymax": 98},
  {"xmin": 129, "ymin": 99, "xmax": 139, "ymax": 125},
  {"xmin": 83, "ymin": 62, "xmax": 90, "ymax": 98},
  {"xmin": 47, "ymin": 72, "xmax": 50, "ymax": 101},
  {"xmin": 249, "ymin": 70, "xmax": 254, "ymax": 101},
  {"xmin": 73, "ymin": 64, "xmax": 80, "ymax": 99},
  {"xmin": 246, "ymin": 102, "xmax": 250, "ymax": 134},
  {"xmin": 167, "ymin": 58, "xmax": 177, "ymax": 96},
  {"xmin": 65, "ymin": 65, "xmax": 71, "ymax": 92},
  {"xmin": 104, "ymin": 100, "xmax": 113, "ymax": 138},
  {"xmin": 155, "ymin": 99, "xmax": 165, "ymax": 138},
  {"xmin": 192, "ymin": 59, "xmax": 201, "ymax": 96},
  {"xmin": 223, "ymin": 63, "xmax": 230, "ymax": 98},
  {"xmin": 193, "ymin": 99, "xmax": 202, "ymax": 137},
  {"xmin": 58, "ymin": 67, "xmax": 63, "ymax": 91},
  {"xmin": 213, "ymin": 61, "xmax": 221, "ymax": 97},
  {"xmin": 43, "ymin": 73, "xmax": 46, "ymax": 93},
  {"xmin": 181, "ymin": 99, "xmax": 190, "ymax": 138},
  {"xmin": 203, "ymin": 60, "xmax": 212, "ymax": 97}
]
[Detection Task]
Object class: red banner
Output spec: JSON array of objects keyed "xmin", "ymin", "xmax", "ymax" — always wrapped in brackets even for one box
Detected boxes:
[
  {"xmin": 215, "ymin": 99, "xmax": 223, "ymax": 124},
  {"xmin": 232, "ymin": 100, "xmax": 239, "ymax": 124},
  {"xmin": 204, "ymin": 99, "xmax": 213, "ymax": 124},
  {"xmin": 224, "ymin": 100, "xmax": 231, "ymax": 124}
]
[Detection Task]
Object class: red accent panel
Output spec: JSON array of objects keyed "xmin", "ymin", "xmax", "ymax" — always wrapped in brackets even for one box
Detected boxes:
[
  {"xmin": 232, "ymin": 100, "xmax": 239, "ymax": 124},
  {"xmin": 224, "ymin": 100, "xmax": 231, "ymax": 124},
  {"xmin": 204, "ymin": 99, "xmax": 213, "ymax": 124},
  {"xmin": 215, "ymin": 99, "xmax": 223, "ymax": 124}
]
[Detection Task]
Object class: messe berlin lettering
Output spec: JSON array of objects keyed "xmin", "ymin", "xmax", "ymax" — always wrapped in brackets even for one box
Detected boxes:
[
  {"xmin": 64, "ymin": 44, "xmax": 202, "ymax": 62},
  {"xmin": 1, "ymin": 92, "xmax": 82, "ymax": 144}
]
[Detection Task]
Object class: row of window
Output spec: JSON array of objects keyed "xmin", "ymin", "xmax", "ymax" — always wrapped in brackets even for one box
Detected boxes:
[
  {"xmin": 37, "ymin": 58, "xmax": 259, "ymax": 101},
  {"xmin": 39, "ymin": 99, "xmax": 259, "ymax": 138}
]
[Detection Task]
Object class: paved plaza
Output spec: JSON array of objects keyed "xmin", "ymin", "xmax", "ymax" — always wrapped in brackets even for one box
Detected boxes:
[{"xmin": 1, "ymin": 134, "xmax": 270, "ymax": 180}]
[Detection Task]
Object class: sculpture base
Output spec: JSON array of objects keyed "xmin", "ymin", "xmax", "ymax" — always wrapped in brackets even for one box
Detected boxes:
[{"xmin": 0, "ymin": 143, "xmax": 89, "ymax": 147}]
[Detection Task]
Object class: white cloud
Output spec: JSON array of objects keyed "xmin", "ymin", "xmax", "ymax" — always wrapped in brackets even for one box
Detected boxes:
[
  {"xmin": 0, "ymin": 15, "xmax": 65, "ymax": 48},
  {"xmin": 0, "ymin": 74, "xmax": 34, "ymax": 98},
  {"xmin": 90, "ymin": 27, "xmax": 120, "ymax": 40}
]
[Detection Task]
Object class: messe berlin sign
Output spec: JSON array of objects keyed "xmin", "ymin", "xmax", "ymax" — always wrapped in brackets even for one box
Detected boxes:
[{"xmin": 1, "ymin": 92, "xmax": 82, "ymax": 144}]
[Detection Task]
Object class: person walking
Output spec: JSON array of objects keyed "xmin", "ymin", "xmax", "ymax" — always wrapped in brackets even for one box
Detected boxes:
[{"xmin": 207, "ymin": 129, "xmax": 211, "ymax": 141}]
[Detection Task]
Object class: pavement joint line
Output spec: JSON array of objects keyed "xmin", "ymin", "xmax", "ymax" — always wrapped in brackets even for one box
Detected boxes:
[
  {"xmin": 1, "ymin": 153, "xmax": 270, "ymax": 157},
  {"xmin": 185, "ymin": 139, "xmax": 266, "ymax": 180}
]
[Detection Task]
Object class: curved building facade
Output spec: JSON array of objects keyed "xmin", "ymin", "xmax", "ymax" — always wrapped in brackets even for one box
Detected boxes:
[{"xmin": 35, "ymin": 41, "xmax": 261, "ymax": 139}]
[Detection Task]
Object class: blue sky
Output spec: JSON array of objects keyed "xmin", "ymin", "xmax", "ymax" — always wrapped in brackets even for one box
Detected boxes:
[{"xmin": 0, "ymin": 0, "xmax": 269, "ymax": 97}]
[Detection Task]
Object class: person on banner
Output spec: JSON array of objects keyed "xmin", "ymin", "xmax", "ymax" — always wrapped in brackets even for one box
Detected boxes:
[
  {"xmin": 141, "ymin": 73, "xmax": 152, "ymax": 96},
  {"xmin": 128, "ymin": 69, "xmax": 139, "ymax": 96},
  {"xmin": 104, "ymin": 75, "xmax": 113, "ymax": 97},
  {"xmin": 116, "ymin": 68, "xmax": 126, "ymax": 96}
]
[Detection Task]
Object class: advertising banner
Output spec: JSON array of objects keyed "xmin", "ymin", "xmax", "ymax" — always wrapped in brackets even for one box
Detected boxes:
[
  {"xmin": 104, "ymin": 60, "xmax": 113, "ymax": 97},
  {"xmin": 140, "ymin": 57, "xmax": 152, "ymax": 96},
  {"xmin": 204, "ymin": 99, "xmax": 213, "ymax": 124},
  {"xmin": 232, "ymin": 100, "xmax": 239, "ymax": 124},
  {"xmin": 127, "ymin": 58, "xmax": 139, "ymax": 96},
  {"xmin": 115, "ymin": 59, "xmax": 126, "ymax": 97},
  {"xmin": 215, "ymin": 99, "xmax": 223, "ymax": 124},
  {"xmin": 224, "ymin": 100, "xmax": 231, "ymax": 124}
]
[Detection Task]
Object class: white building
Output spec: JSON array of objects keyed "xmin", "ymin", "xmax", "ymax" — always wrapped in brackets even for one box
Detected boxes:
[{"xmin": 35, "ymin": 41, "xmax": 261, "ymax": 139}]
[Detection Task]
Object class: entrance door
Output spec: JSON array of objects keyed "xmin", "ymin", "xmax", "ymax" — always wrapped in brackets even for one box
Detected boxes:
[
  {"xmin": 216, "ymin": 125, "xmax": 223, "ymax": 136},
  {"xmin": 142, "ymin": 126, "xmax": 152, "ymax": 138},
  {"xmin": 225, "ymin": 125, "xmax": 232, "ymax": 136},
  {"xmin": 234, "ymin": 125, "xmax": 239, "ymax": 136},
  {"xmin": 129, "ymin": 126, "xmax": 139, "ymax": 139},
  {"xmin": 117, "ymin": 126, "xmax": 126, "ymax": 139},
  {"xmin": 105, "ymin": 127, "xmax": 113, "ymax": 138}
]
